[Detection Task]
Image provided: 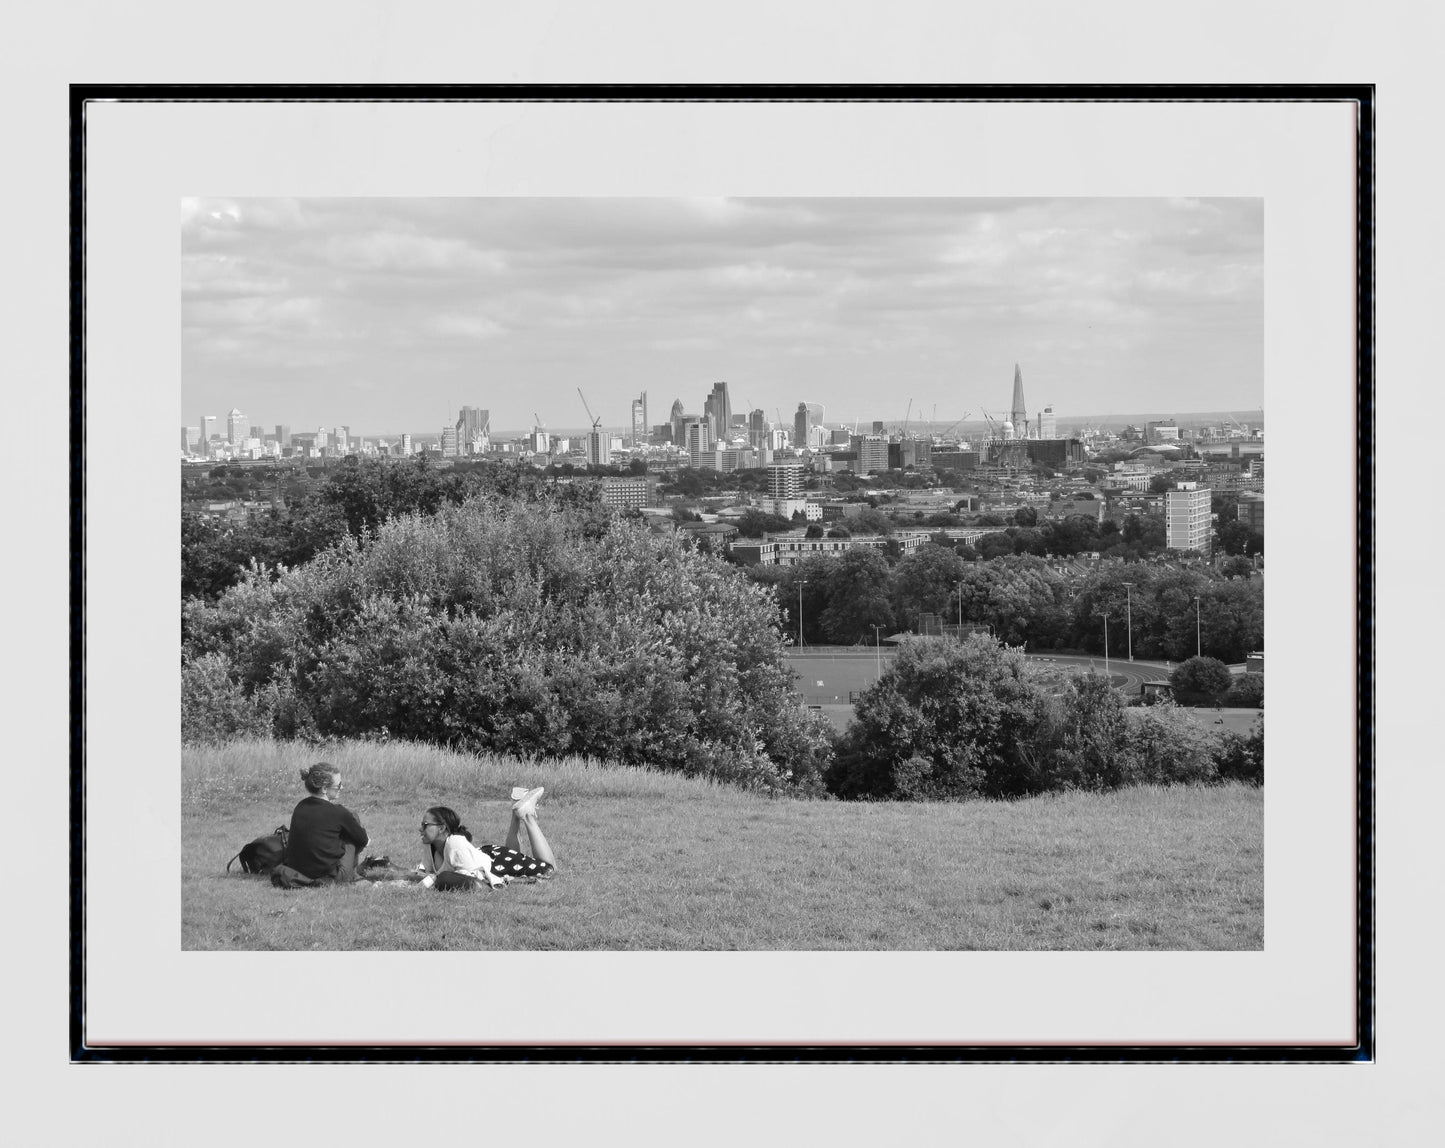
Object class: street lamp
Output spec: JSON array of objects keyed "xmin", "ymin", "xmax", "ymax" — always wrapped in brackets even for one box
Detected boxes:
[
  {"xmin": 1096, "ymin": 612, "xmax": 1111, "ymax": 681},
  {"xmin": 1121, "ymin": 582, "xmax": 1134, "ymax": 662},
  {"xmin": 1193, "ymin": 594, "xmax": 1202, "ymax": 658},
  {"xmin": 954, "ymin": 579, "xmax": 964, "ymax": 635},
  {"xmin": 870, "ymin": 623, "xmax": 883, "ymax": 678},
  {"xmin": 797, "ymin": 579, "xmax": 809, "ymax": 648}
]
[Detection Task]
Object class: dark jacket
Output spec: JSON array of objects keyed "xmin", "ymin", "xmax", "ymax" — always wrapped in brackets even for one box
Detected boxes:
[{"xmin": 282, "ymin": 796, "xmax": 369, "ymax": 879}]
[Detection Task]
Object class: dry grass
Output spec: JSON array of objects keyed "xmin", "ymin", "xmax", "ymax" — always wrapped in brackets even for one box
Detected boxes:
[{"xmin": 184, "ymin": 739, "xmax": 1262, "ymax": 951}]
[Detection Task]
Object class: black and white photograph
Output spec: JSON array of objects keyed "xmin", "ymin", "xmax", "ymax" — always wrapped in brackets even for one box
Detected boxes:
[
  {"xmin": 180, "ymin": 195, "xmax": 1267, "ymax": 953},
  {"xmin": 25, "ymin": 29, "xmax": 1422, "ymax": 1134}
]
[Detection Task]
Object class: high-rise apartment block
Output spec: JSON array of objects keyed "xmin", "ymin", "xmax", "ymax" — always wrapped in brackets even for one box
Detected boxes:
[
  {"xmin": 440, "ymin": 425, "xmax": 459, "ymax": 456},
  {"xmin": 1165, "ymin": 481, "xmax": 1212, "ymax": 553},
  {"xmin": 767, "ymin": 463, "xmax": 804, "ymax": 500},
  {"xmin": 586, "ymin": 427, "xmax": 611, "ymax": 467},
  {"xmin": 682, "ymin": 417, "xmax": 711, "ymax": 467}
]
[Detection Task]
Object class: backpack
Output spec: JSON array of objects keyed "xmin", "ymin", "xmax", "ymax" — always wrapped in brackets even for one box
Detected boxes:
[{"xmin": 227, "ymin": 825, "xmax": 290, "ymax": 875}]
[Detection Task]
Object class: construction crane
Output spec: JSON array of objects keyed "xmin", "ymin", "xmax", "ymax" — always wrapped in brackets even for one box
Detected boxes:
[
  {"xmin": 940, "ymin": 410, "xmax": 971, "ymax": 439},
  {"xmin": 533, "ymin": 411, "xmax": 545, "ymax": 429},
  {"xmin": 577, "ymin": 388, "xmax": 601, "ymax": 431},
  {"xmin": 901, "ymin": 398, "xmax": 912, "ymax": 438}
]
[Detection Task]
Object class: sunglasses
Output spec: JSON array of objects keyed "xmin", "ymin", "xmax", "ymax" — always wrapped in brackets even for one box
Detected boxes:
[{"xmin": 420, "ymin": 822, "xmax": 440, "ymax": 833}]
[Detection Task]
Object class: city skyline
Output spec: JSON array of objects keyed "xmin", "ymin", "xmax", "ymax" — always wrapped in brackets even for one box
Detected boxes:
[{"xmin": 182, "ymin": 197, "xmax": 1263, "ymax": 436}]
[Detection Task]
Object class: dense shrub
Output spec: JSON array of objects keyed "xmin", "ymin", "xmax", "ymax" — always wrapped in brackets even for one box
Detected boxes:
[
  {"xmin": 826, "ymin": 635, "xmax": 1054, "ymax": 800},
  {"xmin": 1223, "ymin": 672, "xmax": 1264, "ymax": 709},
  {"xmin": 1169, "ymin": 656, "xmax": 1234, "ymax": 704},
  {"xmin": 181, "ymin": 497, "xmax": 834, "ymax": 793},
  {"xmin": 826, "ymin": 636, "xmax": 1249, "ymax": 801},
  {"xmin": 1215, "ymin": 715, "xmax": 1265, "ymax": 784}
]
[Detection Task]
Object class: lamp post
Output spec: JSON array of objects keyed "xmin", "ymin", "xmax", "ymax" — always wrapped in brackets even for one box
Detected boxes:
[
  {"xmin": 1193, "ymin": 594, "xmax": 1202, "ymax": 658},
  {"xmin": 870, "ymin": 624, "xmax": 883, "ymax": 679},
  {"xmin": 798, "ymin": 579, "xmax": 808, "ymax": 648},
  {"xmin": 1097, "ymin": 612, "xmax": 1111, "ymax": 680},
  {"xmin": 1121, "ymin": 581, "xmax": 1134, "ymax": 662},
  {"xmin": 955, "ymin": 579, "xmax": 964, "ymax": 635}
]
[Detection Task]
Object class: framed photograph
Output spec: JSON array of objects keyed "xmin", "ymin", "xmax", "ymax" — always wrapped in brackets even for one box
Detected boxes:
[{"xmin": 75, "ymin": 87, "xmax": 1369, "ymax": 1061}]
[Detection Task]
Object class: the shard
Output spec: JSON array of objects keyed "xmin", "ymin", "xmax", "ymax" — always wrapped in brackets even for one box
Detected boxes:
[{"xmin": 1009, "ymin": 363, "xmax": 1028, "ymax": 440}]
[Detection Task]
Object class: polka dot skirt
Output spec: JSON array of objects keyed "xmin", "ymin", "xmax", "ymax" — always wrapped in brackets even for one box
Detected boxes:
[{"xmin": 481, "ymin": 845, "xmax": 555, "ymax": 880}]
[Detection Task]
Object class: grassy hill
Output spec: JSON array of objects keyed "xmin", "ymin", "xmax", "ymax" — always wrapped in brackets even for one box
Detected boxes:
[{"xmin": 184, "ymin": 739, "xmax": 1262, "ymax": 951}]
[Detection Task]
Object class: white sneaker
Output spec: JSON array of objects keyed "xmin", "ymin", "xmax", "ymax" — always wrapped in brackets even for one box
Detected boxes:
[{"xmin": 510, "ymin": 786, "xmax": 532, "ymax": 800}]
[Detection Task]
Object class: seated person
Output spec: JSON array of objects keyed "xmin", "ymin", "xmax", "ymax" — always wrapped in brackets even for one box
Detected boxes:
[{"xmin": 274, "ymin": 762, "xmax": 369, "ymax": 885}]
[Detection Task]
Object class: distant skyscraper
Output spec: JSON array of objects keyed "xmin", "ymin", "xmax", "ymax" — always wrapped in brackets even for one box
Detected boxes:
[
  {"xmin": 441, "ymin": 425, "xmax": 459, "ymax": 457},
  {"xmin": 748, "ymin": 408, "xmax": 768, "ymax": 450},
  {"xmin": 631, "ymin": 392, "xmax": 648, "ymax": 448},
  {"xmin": 274, "ymin": 424, "xmax": 291, "ymax": 448},
  {"xmin": 682, "ymin": 417, "xmax": 710, "ymax": 466},
  {"xmin": 182, "ymin": 426, "xmax": 199, "ymax": 453},
  {"xmin": 401, "ymin": 433, "xmax": 412, "ymax": 456},
  {"xmin": 793, "ymin": 403, "xmax": 811, "ymax": 451},
  {"xmin": 457, "ymin": 406, "xmax": 490, "ymax": 454},
  {"xmin": 227, "ymin": 408, "xmax": 250, "ymax": 446},
  {"xmin": 1166, "ymin": 482, "xmax": 1212, "ymax": 553},
  {"xmin": 201, "ymin": 415, "xmax": 218, "ymax": 454},
  {"xmin": 705, "ymin": 381, "xmax": 732, "ymax": 444},
  {"xmin": 670, "ymin": 398, "xmax": 685, "ymax": 445},
  {"xmin": 1038, "ymin": 406, "xmax": 1056, "ymax": 440},
  {"xmin": 587, "ymin": 427, "xmax": 611, "ymax": 467},
  {"xmin": 1009, "ymin": 364, "xmax": 1028, "ymax": 441}
]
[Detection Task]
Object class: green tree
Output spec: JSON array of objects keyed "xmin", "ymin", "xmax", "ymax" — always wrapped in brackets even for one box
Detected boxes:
[
  {"xmin": 890, "ymin": 545, "xmax": 967, "ymax": 630},
  {"xmin": 819, "ymin": 548, "xmax": 895, "ymax": 644}
]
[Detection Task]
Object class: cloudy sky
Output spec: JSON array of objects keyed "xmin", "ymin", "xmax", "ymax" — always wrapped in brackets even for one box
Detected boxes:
[{"xmin": 181, "ymin": 197, "xmax": 1262, "ymax": 437}]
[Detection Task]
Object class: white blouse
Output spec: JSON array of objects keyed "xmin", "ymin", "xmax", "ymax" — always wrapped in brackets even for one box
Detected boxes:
[{"xmin": 421, "ymin": 835, "xmax": 505, "ymax": 888}]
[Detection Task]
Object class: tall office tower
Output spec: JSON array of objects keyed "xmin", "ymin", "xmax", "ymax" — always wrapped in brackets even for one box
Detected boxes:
[
  {"xmin": 586, "ymin": 427, "xmax": 612, "ymax": 466},
  {"xmin": 682, "ymin": 416, "xmax": 711, "ymax": 465},
  {"xmin": 201, "ymin": 415, "xmax": 218, "ymax": 455},
  {"xmin": 182, "ymin": 426, "xmax": 199, "ymax": 453},
  {"xmin": 748, "ymin": 408, "xmax": 768, "ymax": 449},
  {"xmin": 669, "ymin": 398, "xmax": 685, "ymax": 445},
  {"xmin": 274, "ymin": 424, "xmax": 291, "ymax": 448},
  {"xmin": 401, "ymin": 433, "xmax": 412, "ymax": 456},
  {"xmin": 1165, "ymin": 481, "xmax": 1212, "ymax": 553},
  {"xmin": 793, "ymin": 403, "xmax": 811, "ymax": 451},
  {"xmin": 766, "ymin": 463, "xmax": 804, "ymax": 500},
  {"xmin": 705, "ymin": 381, "xmax": 732, "ymax": 443},
  {"xmin": 1038, "ymin": 405, "xmax": 1056, "ymax": 439},
  {"xmin": 441, "ymin": 425, "xmax": 459, "ymax": 456},
  {"xmin": 456, "ymin": 406, "xmax": 490, "ymax": 454},
  {"xmin": 1009, "ymin": 363, "xmax": 1028, "ymax": 441},
  {"xmin": 631, "ymin": 392, "xmax": 648, "ymax": 447},
  {"xmin": 227, "ymin": 408, "xmax": 251, "ymax": 446},
  {"xmin": 333, "ymin": 425, "xmax": 349, "ymax": 453}
]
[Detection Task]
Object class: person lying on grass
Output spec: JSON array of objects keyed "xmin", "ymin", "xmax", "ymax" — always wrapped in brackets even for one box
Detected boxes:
[
  {"xmin": 418, "ymin": 787, "xmax": 557, "ymax": 892},
  {"xmin": 273, "ymin": 762, "xmax": 370, "ymax": 885}
]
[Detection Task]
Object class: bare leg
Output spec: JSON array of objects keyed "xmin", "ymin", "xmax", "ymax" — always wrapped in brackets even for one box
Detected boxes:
[
  {"xmin": 503, "ymin": 808, "xmax": 558, "ymax": 869},
  {"xmin": 504, "ymin": 811, "xmax": 526, "ymax": 853}
]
